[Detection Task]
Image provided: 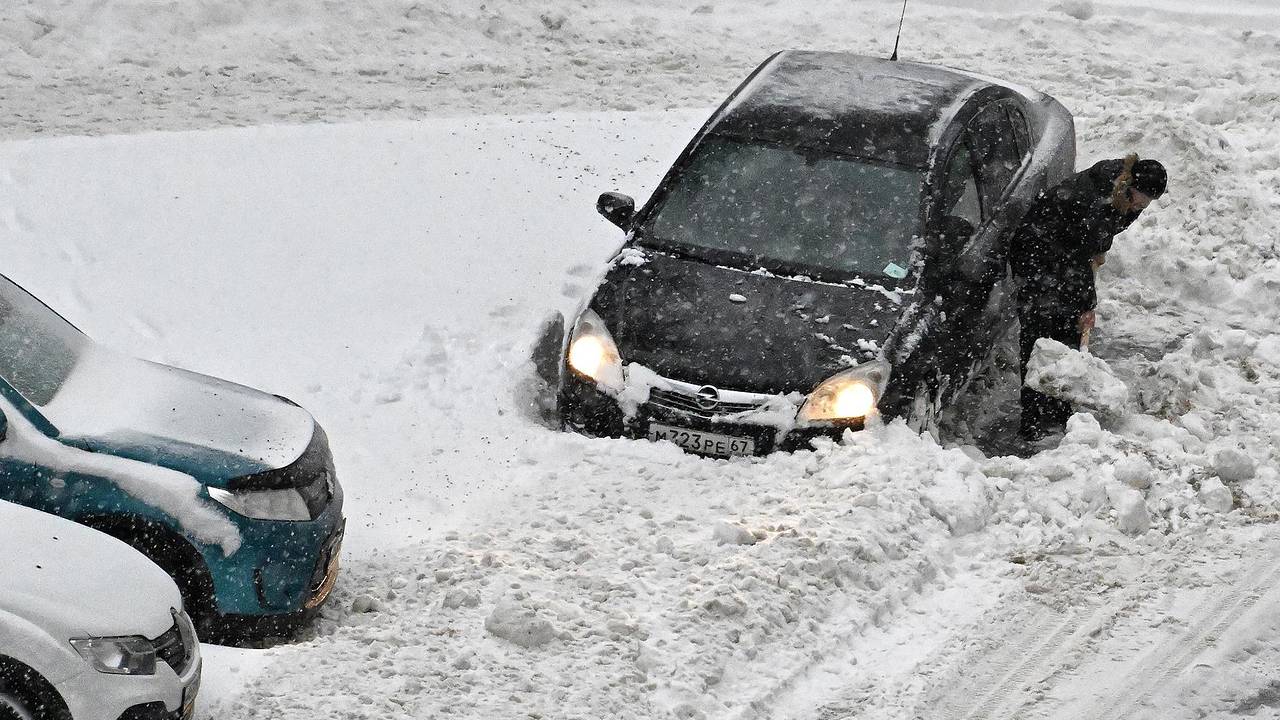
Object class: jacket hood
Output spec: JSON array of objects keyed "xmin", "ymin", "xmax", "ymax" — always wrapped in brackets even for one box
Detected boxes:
[
  {"xmin": 41, "ymin": 349, "xmax": 316, "ymax": 484},
  {"xmin": 593, "ymin": 249, "xmax": 905, "ymax": 394},
  {"xmin": 0, "ymin": 501, "xmax": 180, "ymax": 639}
]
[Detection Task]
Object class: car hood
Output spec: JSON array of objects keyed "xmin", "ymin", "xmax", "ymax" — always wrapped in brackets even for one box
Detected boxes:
[
  {"xmin": 0, "ymin": 501, "xmax": 180, "ymax": 639},
  {"xmin": 41, "ymin": 349, "xmax": 316, "ymax": 484},
  {"xmin": 594, "ymin": 249, "xmax": 905, "ymax": 394}
]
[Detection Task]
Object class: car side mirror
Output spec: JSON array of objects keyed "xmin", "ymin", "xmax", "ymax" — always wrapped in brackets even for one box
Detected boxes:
[{"xmin": 597, "ymin": 192, "xmax": 636, "ymax": 230}]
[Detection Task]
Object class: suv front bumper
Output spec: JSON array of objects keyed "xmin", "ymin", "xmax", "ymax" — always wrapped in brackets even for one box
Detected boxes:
[{"xmin": 560, "ymin": 372, "xmax": 857, "ymax": 456}]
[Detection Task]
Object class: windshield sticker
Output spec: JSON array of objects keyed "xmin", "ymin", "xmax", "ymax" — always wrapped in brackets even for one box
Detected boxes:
[{"xmin": 883, "ymin": 262, "xmax": 908, "ymax": 280}]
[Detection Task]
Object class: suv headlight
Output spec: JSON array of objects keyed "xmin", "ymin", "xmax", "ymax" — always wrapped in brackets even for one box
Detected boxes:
[
  {"xmin": 797, "ymin": 360, "xmax": 891, "ymax": 424},
  {"xmin": 208, "ymin": 486, "xmax": 311, "ymax": 521},
  {"xmin": 70, "ymin": 636, "xmax": 157, "ymax": 676},
  {"xmin": 566, "ymin": 308, "xmax": 624, "ymax": 392}
]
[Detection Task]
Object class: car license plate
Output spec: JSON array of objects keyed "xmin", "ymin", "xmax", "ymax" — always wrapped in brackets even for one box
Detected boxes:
[
  {"xmin": 648, "ymin": 422, "xmax": 754, "ymax": 457},
  {"xmin": 181, "ymin": 666, "xmax": 201, "ymax": 720}
]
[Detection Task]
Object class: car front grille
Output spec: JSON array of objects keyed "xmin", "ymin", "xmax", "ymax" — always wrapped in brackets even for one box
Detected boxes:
[
  {"xmin": 152, "ymin": 616, "xmax": 193, "ymax": 675},
  {"xmin": 648, "ymin": 388, "xmax": 768, "ymax": 419}
]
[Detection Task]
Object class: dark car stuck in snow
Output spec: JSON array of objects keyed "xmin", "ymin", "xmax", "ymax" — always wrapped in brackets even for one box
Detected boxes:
[{"xmin": 537, "ymin": 50, "xmax": 1077, "ymax": 457}]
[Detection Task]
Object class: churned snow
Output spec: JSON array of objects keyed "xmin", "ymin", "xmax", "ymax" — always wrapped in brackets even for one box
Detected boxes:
[
  {"xmin": 0, "ymin": 0, "xmax": 1278, "ymax": 718},
  {"xmin": 1026, "ymin": 338, "xmax": 1130, "ymax": 420}
]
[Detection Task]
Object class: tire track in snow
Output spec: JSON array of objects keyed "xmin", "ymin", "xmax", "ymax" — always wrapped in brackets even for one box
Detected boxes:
[
  {"xmin": 930, "ymin": 606, "xmax": 1068, "ymax": 720},
  {"xmin": 928, "ymin": 591, "xmax": 1141, "ymax": 720},
  {"xmin": 1078, "ymin": 545, "xmax": 1280, "ymax": 720},
  {"xmin": 804, "ymin": 601, "xmax": 1097, "ymax": 720}
]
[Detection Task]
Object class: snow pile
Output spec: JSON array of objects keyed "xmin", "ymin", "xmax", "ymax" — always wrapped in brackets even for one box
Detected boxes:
[
  {"xmin": 1025, "ymin": 339, "xmax": 1129, "ymax": 421},
  {"xmin": 222, "ymin": 424, "xmax": 972, "ymax": 719},
  {"xmin": 219, "ymin": 410, "xmax": 1256, "ymax": 718},
  {"xmin": 2, "ymin": 0, "xmax": 1275, "ymax": 140}
]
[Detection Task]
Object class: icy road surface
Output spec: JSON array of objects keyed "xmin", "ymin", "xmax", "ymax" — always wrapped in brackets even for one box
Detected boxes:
[{"xmin": 0, "ymin": 0, "xmax": 1278, "ymax": 719}]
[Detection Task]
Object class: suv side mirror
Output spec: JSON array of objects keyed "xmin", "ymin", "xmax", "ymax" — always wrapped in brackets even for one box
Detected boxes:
[{"xmin": 596, "ymin": 192, "xmax": 636, "ymax": 230}]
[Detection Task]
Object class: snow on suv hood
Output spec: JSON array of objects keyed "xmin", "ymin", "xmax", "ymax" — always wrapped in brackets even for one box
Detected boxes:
[
  {"xmin": 42, "ymin": 348, "xmax": 316, "ymax": 478},
  {"xmin": 0, "ymin": 501, "xmax": 180, "ymax": 639}
]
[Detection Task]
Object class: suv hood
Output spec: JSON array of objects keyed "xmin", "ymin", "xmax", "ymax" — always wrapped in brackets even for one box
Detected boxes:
[
  {"xmin": 0, "ymin": 501, "xmax": 180, "ymax": 639},
  {"xmin": 41, "ymin": 349, "xmax": 316, "ymax": 483},
  {"xmin": 593, "ymin": 249, "xmax": 905, "ymax": 394}
]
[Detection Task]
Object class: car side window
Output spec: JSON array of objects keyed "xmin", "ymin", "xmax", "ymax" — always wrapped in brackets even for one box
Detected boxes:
[
  {"xmin": 941, "ymin": 142, "xmax": 981, "ymax": 227},
  {"xmin": 969, "ymin": 103, "xmax": 1022, "ymax": 210},
  {"xmin": 1006, "ymin": 105, "xmax": 1032, "ymax": 158}
]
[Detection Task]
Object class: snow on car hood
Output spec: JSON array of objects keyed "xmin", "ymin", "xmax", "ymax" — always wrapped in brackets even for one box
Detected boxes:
[
  {"xmin": 43, "ymin": 348, "xmax": 316, "ymax": 478},
  {"xmin": 595, "ymin": 250, "xmax": 904, "ymax": 394},
  {"xmin": 0, "ymin": 501, "xmax": 180, "ymax": 639}
]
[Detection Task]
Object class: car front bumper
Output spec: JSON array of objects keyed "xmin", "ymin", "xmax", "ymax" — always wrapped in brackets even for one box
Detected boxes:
[
  {"xmin": 560, "ymin": 372, "xmax": 858, "ymax": 456},
  {"xmin": 59, "ymin": 649, "xmax": 200, "ymax": 720},
  {"xmin": 202, "ymin": 482, "xmax": 345, "ymax": 619}
]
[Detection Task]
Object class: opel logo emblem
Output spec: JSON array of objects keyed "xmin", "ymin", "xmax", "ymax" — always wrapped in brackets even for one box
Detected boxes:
[{"xmin": 695, "ymin": 385, "xmax": 720, "ymax": 409}]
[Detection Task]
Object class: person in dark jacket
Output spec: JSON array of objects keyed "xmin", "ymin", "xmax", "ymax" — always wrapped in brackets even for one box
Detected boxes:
[{"xmin": 1010, "ymin": 154, "xmax": 1167, "ymax": 439}]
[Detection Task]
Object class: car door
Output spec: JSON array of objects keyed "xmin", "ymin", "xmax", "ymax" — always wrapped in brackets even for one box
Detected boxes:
[
  {"xmin": 886, "ymin": 100, "xmax": 1032, "ymax": 417},
  {"xmin": 951, "ymin": 101, "xmax": 1031, "ymax": 359},
  {"xmin": 969, "ymin": 102, "xmax": 1033, "ymax": 349},
  {"xmin": 883, "ymin": 134, "xmax": 985, "ymax": 415}
]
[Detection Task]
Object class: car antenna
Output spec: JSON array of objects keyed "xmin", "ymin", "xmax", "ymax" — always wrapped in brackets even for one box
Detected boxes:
[{"xmin": 890, "ymin": 0, "xmax": 909, "ymax": 61}]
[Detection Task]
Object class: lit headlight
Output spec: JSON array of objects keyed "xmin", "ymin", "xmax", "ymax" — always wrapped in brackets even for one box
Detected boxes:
[
  {"xmin": 70, "ymin": 636, "xmax": 157, "ymax": 676},
  {"xmin": 567, "ymin": 308, "xmax": 624, "ymax": 392},
  {"xmin": 208, "ymin": 486, "xmax": 311, "ymax": 521},
  {"xmin": 798, "ymin": 360, "xmax": 891, "ymax": 424}
]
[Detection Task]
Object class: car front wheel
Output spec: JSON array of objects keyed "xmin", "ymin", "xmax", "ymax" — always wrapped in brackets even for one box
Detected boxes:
[
  {"xmin": 0, "ymin": 695, "xmax": 34, "ymax": 720},
  {"xmin": 0, "ymin": 662, "xmax": 70, "ymax": 720}
]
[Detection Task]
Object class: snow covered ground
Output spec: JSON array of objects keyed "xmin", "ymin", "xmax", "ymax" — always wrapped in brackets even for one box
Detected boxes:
[{"xmin": 1, "ymin": 0, "xmax": 1279, "ymax": 718}]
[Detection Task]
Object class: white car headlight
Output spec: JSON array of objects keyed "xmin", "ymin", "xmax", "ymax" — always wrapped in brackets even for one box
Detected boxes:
[
  {"xmin": 208, "ymin": 486, "xmax": 311, "ymax": 521},
  {"xmin": 797, "ymin": 360, "xmax": 891, "ymax": 424},
  {"xmin": 566, "ymin": 308, "xmax": 624, "ymax": 392},
  {"xmin": 70, "ymin": 636, "xmax": 157, "ymax": 675}
]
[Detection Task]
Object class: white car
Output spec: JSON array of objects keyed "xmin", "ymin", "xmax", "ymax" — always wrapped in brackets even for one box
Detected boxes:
[{"xmin": 0, "ymin": 501, "xmax": 201, "ymax": 720}]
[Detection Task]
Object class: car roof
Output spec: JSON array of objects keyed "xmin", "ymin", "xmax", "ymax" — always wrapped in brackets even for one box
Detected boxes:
[{"xmin": 707, "ymin": 50, "xmax": 997, "ymax": 168}]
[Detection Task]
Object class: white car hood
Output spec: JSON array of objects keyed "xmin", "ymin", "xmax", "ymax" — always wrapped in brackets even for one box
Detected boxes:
[
  {"xmin": 0, "ymin": 502, "xmax": 180, "ymax": 639},
  {"xmin": 43, "ymin": 348, "xmax": 316, "ymax": 472}
]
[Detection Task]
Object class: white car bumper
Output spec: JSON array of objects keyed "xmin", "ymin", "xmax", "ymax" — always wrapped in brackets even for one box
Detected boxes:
[{"xmin": 57, "ymin": 651, "xmax": 201, "ymax": 720}]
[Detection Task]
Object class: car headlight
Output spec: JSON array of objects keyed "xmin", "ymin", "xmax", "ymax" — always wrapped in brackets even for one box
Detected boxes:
[
  {"xmin": 567, "ymin": 308, "xmax": 624, "ymax": 392},
  {"xmin": 797, "ymin": 360, "xmax": 891, "ymax": 424},
  {"xmin": 70, "ymin": 636, "xmax": 157, "ymax": 676},
  {"xmin": 208, "ymin": 486, "xmax": 311, "ymax": 521}
]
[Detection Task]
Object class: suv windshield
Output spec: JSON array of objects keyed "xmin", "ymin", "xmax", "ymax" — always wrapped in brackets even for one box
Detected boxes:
[
  {"xmin": 0, "ymin": 276, "xmax": 85, "ymax": 407},
  {"xmin": 644, "ymin": 135, "xmax": 924, "ymax": 282}
]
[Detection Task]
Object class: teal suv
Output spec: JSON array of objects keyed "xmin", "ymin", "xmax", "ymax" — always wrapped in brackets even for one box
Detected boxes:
[{"xmin": 0, "ymin": 273, "xmax": 344, "ymax": 641}]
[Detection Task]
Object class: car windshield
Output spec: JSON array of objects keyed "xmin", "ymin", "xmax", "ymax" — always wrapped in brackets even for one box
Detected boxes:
[
  {"xmin": 0, "ymin": 276, "xmax": 86, "ymax": 407},
  {"xmin": 643, "ymin": 135, "xmax": 924, "ymax": 282}
]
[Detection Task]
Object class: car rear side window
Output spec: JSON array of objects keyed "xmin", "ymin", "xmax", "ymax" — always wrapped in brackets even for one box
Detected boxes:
[
  {"xmin": 969, "ymin": 103, "xmax": 1023, "ymax": 209},
  {"xmin": 1006, "ymin": 105, "xmax": 1032, "ymax": 158},
  {"xmin": 645, "ymin": 136, "xmax": 924, "ymax": 282},
  {"xmin": 941, "ymin": 142, "xmax": 981, "ymax": 227}
]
